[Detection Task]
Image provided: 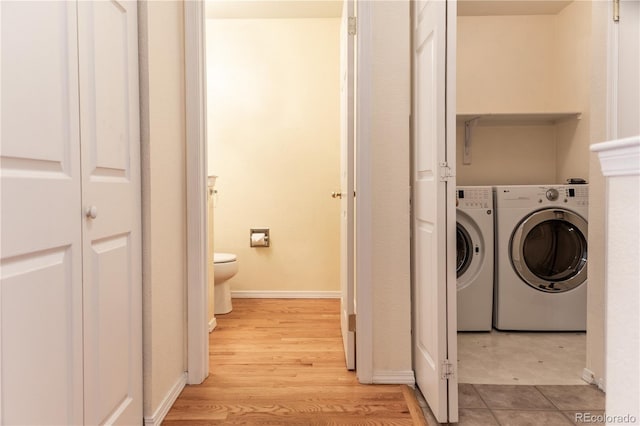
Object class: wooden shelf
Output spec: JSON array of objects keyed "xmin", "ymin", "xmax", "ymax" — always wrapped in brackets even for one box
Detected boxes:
[
  {"xmin": 457, "ymin": 1, "xmax": 573, "ymax": 17},
  {"xmin": 458, "ymin": 112, "xmax": 582, "ymax": 165},
  {"xmin": 457, "ymin": 112, "xmax": 582, "ymax": 126}
]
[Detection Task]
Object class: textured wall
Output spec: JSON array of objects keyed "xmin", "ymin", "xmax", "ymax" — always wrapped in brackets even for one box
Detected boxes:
[
  {"xmin": 206, "ymin": 18, "xmax": 341, "ymax": 294},
  {"xmin": 370, "ymin": 0, "xmax": 413, "ymax": 378},
  {"xmin": 139, "ymin": 0, "xmax": 188, "ymax": 418}
]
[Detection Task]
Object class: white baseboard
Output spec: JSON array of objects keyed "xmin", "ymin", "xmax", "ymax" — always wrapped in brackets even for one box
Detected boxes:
[
  {"xmin": 582, "ymin": 367, "xmax": 606, "ymax": 392},
  {"xmin": 582, "ymin": 367, "xmax": 596, "ymax": 384},
  {"xmin": 209, "ymin": 317, "xmax": 217, "ymax": 333},
  {"xmin": 231, "ymin": 290, "xmax": 340, "ymax": 299},
  {"xmin": 144, "ymin": 372, "xmax": 187, "ymax": 426},
  {"xmin": 372, "ymin": 370, "xmax": 416, "ymax": 385}
]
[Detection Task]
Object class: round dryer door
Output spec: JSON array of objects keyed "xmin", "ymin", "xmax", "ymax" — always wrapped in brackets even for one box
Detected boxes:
[{"xmin": 510, "ymin": 208, "xmax": 588, "ymax": 293}]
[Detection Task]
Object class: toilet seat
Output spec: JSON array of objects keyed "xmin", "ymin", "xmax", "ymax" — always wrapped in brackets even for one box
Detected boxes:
[{"xmin": 214, "ymin": 253, "xmax": 236, "ymax": 264}]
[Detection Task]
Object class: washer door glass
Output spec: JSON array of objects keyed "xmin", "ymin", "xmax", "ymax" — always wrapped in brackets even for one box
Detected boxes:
[
  {"xmin": 456, "ymin": 223, "xmax": 473, "ymax": 278},
  {"xmin": 511, "ymin": 209, "xmax": 588, "ymax": 292}
]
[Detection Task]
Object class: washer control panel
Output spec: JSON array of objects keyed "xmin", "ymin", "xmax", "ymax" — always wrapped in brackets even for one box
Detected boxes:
[{"xmin": 457, "ymin": 187, "xmax": 492, "ymax": 210}]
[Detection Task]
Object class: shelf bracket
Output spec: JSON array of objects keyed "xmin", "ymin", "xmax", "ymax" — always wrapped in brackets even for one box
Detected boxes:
[{"xmin": 464, "ymin": 116, "xmax": 480, "ymax": 165}]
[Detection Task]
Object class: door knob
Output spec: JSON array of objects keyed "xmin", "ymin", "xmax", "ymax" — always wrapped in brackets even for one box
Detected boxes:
[
  {"xmin": 331, "ymin": 191, "xmax": 343, "ymax": 199},
  {"xmin": 86, "ymin": 206, "xmax": 98, "ymax": 219}
]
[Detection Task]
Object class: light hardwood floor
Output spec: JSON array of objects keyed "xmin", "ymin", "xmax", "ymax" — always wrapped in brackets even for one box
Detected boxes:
[{"xmin": 164, "ymin": 298, "xmax": 426, "ymax": 425}]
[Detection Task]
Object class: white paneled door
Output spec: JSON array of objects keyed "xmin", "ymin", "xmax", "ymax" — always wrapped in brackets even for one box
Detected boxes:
[
  {"xmin": 0, "ymin": 1, "xmax": 142, "ymax": 424},
  {"xmin": 78, "ymin": 1, "xmax": 142, "ymax": 424},
  {"xmin": 339, "ymin": 0, "xmax": 356, "ymax": 370},
  {"xmin": 1, "ymin": 2, "xmax": 84, "ymax": 424},
  {"xmin": 412, "ymin": 0, "xmax": 458, "ymax": 423}
]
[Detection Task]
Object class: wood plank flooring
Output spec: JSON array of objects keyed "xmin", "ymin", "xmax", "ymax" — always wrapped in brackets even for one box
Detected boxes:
[{"xmin": 164, "ymin": 298, "xmax": 426, "ymax": 425}]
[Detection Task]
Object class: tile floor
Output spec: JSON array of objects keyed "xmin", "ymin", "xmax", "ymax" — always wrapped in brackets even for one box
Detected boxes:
[
  {"xmin": 457, "ymin": 383, "xmax": 605, "ymax": 425},
  {"xmin": 458, "ymin": 330, "xmax": 587, "ymax": 385},
  {"xmin": 415, "ymin": 330, "xmax": 604, "ymax": 424},
  {"xmin": 416, "ymin": 384, "xmax": 606, "ymax": 425}
]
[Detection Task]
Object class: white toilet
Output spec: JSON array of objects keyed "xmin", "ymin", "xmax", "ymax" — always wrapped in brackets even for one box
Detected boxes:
[{"xmin": 213, "ymin": 252, "xmax": 238, "ymax": 314}]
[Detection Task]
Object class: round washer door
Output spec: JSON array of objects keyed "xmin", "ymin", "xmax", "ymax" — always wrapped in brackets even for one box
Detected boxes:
[
  {"xmin": 456, "ymin": 223, "xmax": 473, "ymax": 277},
  {"xmin": 510, "ymin": 208, "xmax": 588, "ymax": 293},
  {"xmin": 456, "ymin": 210, "xmax": 485, "ymax": 291}
]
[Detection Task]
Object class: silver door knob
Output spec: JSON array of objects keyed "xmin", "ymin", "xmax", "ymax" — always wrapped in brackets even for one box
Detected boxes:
[
  {"xmin": 86, "ymin": 206, "xmax": 98, "ymax": 219},
  {"xmin": 331, "ymin": 191, "xmax": 343, "ymax": 199}
]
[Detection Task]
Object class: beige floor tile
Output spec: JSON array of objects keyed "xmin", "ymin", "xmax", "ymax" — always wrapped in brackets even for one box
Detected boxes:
[
  {"xmin": 458, "ymin": 408, "xmax": 499, "ymax": 425},
  {"xmin": 474, "ymin": 384, "xmax": 555, "ymax": 410},
  {"xmin": 537, "ymin": 385, "xmax": 605, "ymax": 410},
  {"xmin": 492, "ymin": 409, "xmax": 574, "ymax": 425},
  {"xmin": 458, "ymin": 330, "xmax": 587, "ymax": 385},
  {"xmin": 459, "ymin": 384, "xmax": 487, "ymax": 409}
]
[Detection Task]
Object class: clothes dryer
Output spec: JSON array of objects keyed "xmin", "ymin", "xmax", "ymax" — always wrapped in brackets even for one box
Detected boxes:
[
  {"xmin": 493, "ymin": 185, "xmax": 588, "ymax": 331},
  {"xmin": 456, "ymin": 186, "xmax": 494, "ymax": 331}
]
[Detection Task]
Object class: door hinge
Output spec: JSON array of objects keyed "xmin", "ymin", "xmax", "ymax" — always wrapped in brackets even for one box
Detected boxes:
[
  {"xmin": 441, "ymin": 359, "xmax": 455, "ymax": 380},
  {"xmin": 348, "ymin": 17, "xmax": 357, "ymax": 35},
  {"xmin": 348, "ymin": 314, "xmax": 356, "ymax": 332},
  {"xmin": 613, "ymin": 0, "xmax": 620, "ymax": 22},
  {"xmin": 439, "ymin": 162, "xmax": 454, "ymax": 181}
]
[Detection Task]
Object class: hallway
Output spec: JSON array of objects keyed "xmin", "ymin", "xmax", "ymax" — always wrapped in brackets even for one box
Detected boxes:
[{"xmin": 163, "ymin": 298, "xmax": 426, "ymax": 424}]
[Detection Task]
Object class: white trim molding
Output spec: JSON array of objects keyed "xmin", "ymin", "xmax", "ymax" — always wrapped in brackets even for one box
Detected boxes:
[
  {"xmin": 231, "ymin": 291, "xmax": 340, "ymax": 299},
  {"xmin": 184, "ymin": 0, "xmax": 209, "ymax": 385},
  {"xmin": 372, "ymin": 370, "xmax": 416, "ymax": 385},
  {"xmin": 591, "ymin": 136, "xmax": 640, "ymax": 176},
  {"xmin": 355, "ymin": 0, "xmax": 374, "ymax": 385},
  {"xmin": 143, "ymin": 373, "xmax": 187, "ymax": 426}
]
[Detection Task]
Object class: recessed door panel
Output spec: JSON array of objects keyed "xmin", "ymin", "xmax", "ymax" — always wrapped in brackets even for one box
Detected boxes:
[
  {"xmin": 84, "ymin": 235, "xmax": 134, "ymax": 424},
  {"xmin": 0, "ymin": 248, "xmax": 82, "ymax": 425},
  {"xmin": 416, "ymin": 223, "xmax": 438, "ymax": 370},
  {"xmin": 79, "ymin": 0, "xmax": 131, "ymax": 181},
  {"xmin": 1, "ymin": 1, "xmax": 78, "ymax": 173}
]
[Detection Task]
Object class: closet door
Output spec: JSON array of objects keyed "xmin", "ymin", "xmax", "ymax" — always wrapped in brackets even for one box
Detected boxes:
[
  {"xmin": 0, "ymin": 2, "xmax": 84, "ymax": 424},
  {"xmin": 77, "ymin": 1, "xmax": 142, "ymax": 424}
]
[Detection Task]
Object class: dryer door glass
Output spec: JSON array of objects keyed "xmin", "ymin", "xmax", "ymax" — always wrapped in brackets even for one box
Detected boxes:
[
  {"xmin": 523, "ymin": 220, "xmax": 587, "ymax": 282},
  {"xmin": 511, "ymin": 209, "xmax": 588, "ymax": 292},
  {"xmin": 456, "ymin": 223, "xmax": 473, "ymax": 278}
]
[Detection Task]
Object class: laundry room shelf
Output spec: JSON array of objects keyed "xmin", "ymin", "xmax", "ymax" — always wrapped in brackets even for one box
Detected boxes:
[
  {"xmin": 457, "ymin": 112, "xmax": 582, "ymax": 165},
  {"xmin": 457, "ymin": 112, "xmax": 582, "ymax": 126}
]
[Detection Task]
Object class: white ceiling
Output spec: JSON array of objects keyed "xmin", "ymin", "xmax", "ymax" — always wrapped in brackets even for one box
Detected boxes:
[
  {"xmin": 206, "ymin": 0, "xmax": 343, "ymax": 19},
  {"xmin": 458, "ymin": 0, "xmax": 573, "ymax": 16}
]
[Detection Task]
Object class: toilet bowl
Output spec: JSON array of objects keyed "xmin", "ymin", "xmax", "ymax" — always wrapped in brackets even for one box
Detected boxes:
[{"xmin": 213, "ymin": 253, "xmax": 238, "ymax": 314}]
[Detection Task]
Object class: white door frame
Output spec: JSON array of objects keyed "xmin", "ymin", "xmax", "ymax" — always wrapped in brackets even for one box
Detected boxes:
[
  {"xmin": 354, "ymin": 0, "xmax": 374, "ymax": 383},
  {"xmin": 184, "ymin": 0, "xmax": 209, "ymax": 385},
  {"xmin": 183, "ymin": 0, "xmax": 374, "ymax": 384}
]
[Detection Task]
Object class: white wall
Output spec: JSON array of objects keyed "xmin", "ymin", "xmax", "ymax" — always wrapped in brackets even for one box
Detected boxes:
[
  {"xmin": 206, "ymin": 18, "xmax": 341, "ymax": 294},
  {"xmin": 369, "ymin": 0, "xmax": 413, "ymax": 379},
  {"xmin": 603, "ymin": 169, "xmax": 640, "ymax": 421},
  {"xmin": 456, "ymin": 9, "xmax": 591, "ymax": 185},
  {"xmin": 554, "ymin": 0, "xmax": 592, "ymax": 183},
  {"xmin": 139, "ymin": 0, "xmax": 188, "ymax": 419},
  {"xmin": 457, "ymin": 15, "xmax": 556, "ymax": 113}
]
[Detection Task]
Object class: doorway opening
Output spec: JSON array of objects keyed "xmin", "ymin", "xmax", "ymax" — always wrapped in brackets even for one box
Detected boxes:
[
  {"xmin": 203, "ymin": 0, "xmax": 352, "ymax": 367},
  {"xmin": 454, "ymin": 0, "xmax": 598, "ymax": 389}
]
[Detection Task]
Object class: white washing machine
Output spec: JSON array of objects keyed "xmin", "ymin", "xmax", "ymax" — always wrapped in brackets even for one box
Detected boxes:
[
  {"xmin": 493, "ymin": 185, "xmax": 589, "ymax": 331},
  {"xmin": 456, "ymin": 186, "xmax": 494, "ymax": 331}
]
